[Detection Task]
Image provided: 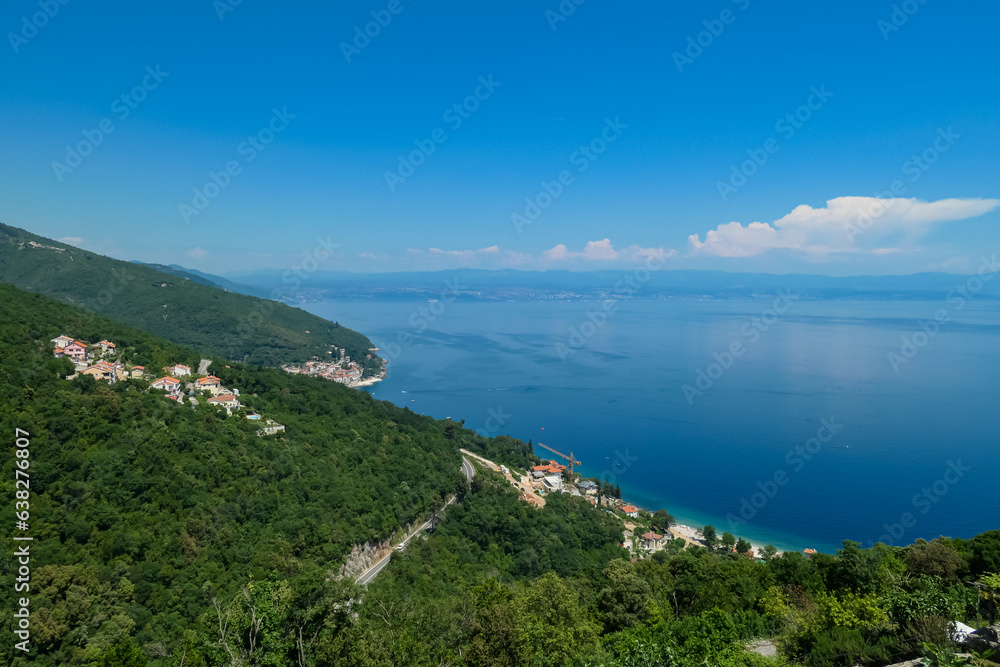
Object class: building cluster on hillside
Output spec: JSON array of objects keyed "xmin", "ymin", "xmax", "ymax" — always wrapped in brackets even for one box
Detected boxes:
[
  {"xmin": 51, "ymin": 334, "xmax": 284, "ymax": 437},
  {"xmin": 281, "ymin": 348, "xmax": 366, "ymax": 386},
  {"xmin": 27, "ymin": 240, "xmax": 65, "ymax": 252}
]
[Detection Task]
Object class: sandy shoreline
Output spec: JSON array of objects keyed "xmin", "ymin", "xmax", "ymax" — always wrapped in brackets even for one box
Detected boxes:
[{"xmin": 663, "ymin": 521, "xmax": 786, "ymax": 558}]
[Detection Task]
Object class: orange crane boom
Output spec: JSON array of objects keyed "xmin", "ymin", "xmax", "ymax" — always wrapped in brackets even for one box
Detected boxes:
[{"xmin": 536, "ymin": 442, "xmax": 581, "ymax": 478}]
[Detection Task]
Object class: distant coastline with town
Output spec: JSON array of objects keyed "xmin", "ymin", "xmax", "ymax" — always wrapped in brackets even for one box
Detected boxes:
[{"xmin": 280, "ymin": 346, "xmax": 387, "ymax": 388}]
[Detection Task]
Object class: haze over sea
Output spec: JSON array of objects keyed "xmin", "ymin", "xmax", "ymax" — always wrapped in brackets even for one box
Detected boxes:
[{"xmin": 304, "ymin": 297, "xmax": 999, "ymax": 555}]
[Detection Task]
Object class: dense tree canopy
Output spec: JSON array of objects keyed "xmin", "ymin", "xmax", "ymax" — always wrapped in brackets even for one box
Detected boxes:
[{"xmin": 1, "ymin": 284, "xmax": 998, "ymax": 666}]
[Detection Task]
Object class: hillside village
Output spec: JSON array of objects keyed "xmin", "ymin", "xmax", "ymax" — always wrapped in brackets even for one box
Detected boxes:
[
  {"xmin": 281, "ymin": 346, "xmax": 386, "ymax": 387},
  {"xmin": 51, "ymin": 334, "xmax": 285, "ymax": 436}
]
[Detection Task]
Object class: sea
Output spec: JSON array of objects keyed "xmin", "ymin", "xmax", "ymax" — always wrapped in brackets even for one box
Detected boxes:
[{"xmin": 303, "ymin": 297, "xmax": 1000, "ymax": 555}]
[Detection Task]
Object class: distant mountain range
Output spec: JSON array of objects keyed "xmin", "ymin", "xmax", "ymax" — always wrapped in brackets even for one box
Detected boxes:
[
  {"xmin": 0, "ymin": 223, "xmax": 382, "ymax": 370},
  {"xmin": 223, "ymin": 267, "xmax": 1000, "ymax": 302}
]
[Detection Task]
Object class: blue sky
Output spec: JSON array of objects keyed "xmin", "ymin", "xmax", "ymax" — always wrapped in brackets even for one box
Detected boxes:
[{"xmin": 1, "ymin": 0, "xmax": 997, "ymax": 275}]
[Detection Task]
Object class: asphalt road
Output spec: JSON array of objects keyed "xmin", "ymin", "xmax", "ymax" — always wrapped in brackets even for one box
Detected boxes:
[{"xmin": 356, "ymin": 456, "xmax": 474, "ymax": 586}]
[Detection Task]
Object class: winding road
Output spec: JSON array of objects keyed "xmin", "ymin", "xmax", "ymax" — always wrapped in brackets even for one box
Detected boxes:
[{"xmin": 356, "ymin": 456, "xmax": 475, "ymax": 586}]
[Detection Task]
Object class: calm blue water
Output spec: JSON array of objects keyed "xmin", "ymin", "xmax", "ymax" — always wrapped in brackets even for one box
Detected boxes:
[{"xmin": 304, "ymin": 298, "xmax": 1000, "ymax": 554}]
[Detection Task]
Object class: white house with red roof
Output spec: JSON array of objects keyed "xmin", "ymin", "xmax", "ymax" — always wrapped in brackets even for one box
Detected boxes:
[
  {"xmin": 98, "ymin": 340, "xmax": 117, "ymax": 353},
  {"xmin": 151, "ymin": 376, "xmax": 181, "ymax": 392},
  {"xmin": 621, "ymin": 504, "xmax": 639, "ymax": 518},
  {"xmin": 208, "ymin": 393, "xmax": 240, "ymax": 413},
  {"xmin": 164, "ymin": 363, "xmax": 192, "ymax": 377},
  {"xmin": 129, "ymin": 366, "xmax": 146, "ymax": 378},
  {"xmin": 640, "ymin": 531, "xmax": 665, "ymax": 552}
]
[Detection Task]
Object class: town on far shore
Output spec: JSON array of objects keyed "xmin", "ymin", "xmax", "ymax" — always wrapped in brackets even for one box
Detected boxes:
[
  {"xmin": 50, "ymin": 334, "xmax": 284, "ymax": 436},
  {"xmin": 281, "ymin": 346, "xmax": 386, "ymax": 388}
]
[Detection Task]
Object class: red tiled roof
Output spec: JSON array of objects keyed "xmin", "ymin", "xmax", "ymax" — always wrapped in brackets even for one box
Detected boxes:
[
  {"xmin": 621, "ymin": 505, "xmax": 639, "ymax": 513},
  {"xmin": 641, "ymin": 532, "xmax": 664, "ymax": 540}
]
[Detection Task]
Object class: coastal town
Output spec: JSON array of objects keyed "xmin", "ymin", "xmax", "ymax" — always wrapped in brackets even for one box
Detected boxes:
[
  {"xmin": 51, "ymin": 334, "xmax": 285, "ymax": 436},
  {"xmin": 281, "ymin": 347, "xmax": 386, "ymax": 387},
  {"xmin": 460, "ymin": 448, "xmax": 792, "ymax": 563}
]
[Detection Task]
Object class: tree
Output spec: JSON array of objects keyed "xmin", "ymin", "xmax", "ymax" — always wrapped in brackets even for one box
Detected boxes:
[
  {"xmin": 652, "ymin": 510, "xmax": 675, "ymax": 532},
  {"xmin": 760, "ymin": 545, "xmax": 778, "ymax": 562},
  {"xmin": 903, "ymin": 539, "xmax": 964, "ymax": 582},
  {"xmin": 721, "ymin": 532, "xmax": 736, "ymax": 551},
  {"xmin": 596, "ymin": 559, "xmax": 653, "ymax": 633},
  {"xmin": 736, "ymin": 538, "xmax": 752, "ymax": 555},
  {"xmin": 702, "ymin": 525, "xmax": 717, "ymax": 550},
  {"xmin": 513, "ymin": 572, "xmax": 601, "ymax": 667},
  {"xmin": 96, "ymin": 640, "xmax": 148, "ymax": 667}
]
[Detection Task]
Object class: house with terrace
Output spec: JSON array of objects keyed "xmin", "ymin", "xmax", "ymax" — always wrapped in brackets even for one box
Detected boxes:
[
  {"xmin": 640, "ymin": 531, "xmax": 665, "ymax": 552},
  {"xmin": 195, "ymin": 375, "xmax": 223, "ymax": 394},
  {"xmin": 151, "ymin": 376, "xmax": 181, "ymax": 393},
  {"xmin": 207, "ymin": 393, "xmax": 240, "ymax": 413}
]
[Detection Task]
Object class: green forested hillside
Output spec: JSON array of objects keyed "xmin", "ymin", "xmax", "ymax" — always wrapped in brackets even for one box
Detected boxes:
[
  {"xmin": 1, "ymin": 284, "xmax": 998, "ymax": 667},
  {"xmin": 0, "ymin": 223, "xmax": 381, "ymax": 371},
  {"xmin": 0, "ymin": 284, "xmax": 468, "ymax": 664}
]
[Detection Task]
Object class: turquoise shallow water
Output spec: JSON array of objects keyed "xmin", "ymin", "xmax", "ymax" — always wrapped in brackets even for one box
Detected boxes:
[{"xmin": 304, "ymin": 298, "xmax": 1000, "ymax": 555}]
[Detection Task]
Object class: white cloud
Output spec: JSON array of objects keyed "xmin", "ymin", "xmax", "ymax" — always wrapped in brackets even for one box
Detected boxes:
[
  {"xmin": 185, "ymin": 247, "xmax": 209, "ymax": 259},
  {"xmin": 59, "ymin": 236, "xmax": 84, "ymax": 245},
  {"xmin": 396, "ymin": 239, "xmax": 676, "ymax": 269},
  {"xmin": 688, "ymin": 196, "xmax": 1000, "ymax": 258},
  {"xmin": 542, "ymin": 238, "xmax": 674, "ymax": 263}
]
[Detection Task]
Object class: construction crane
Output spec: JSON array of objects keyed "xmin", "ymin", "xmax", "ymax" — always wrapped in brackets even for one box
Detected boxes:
[{"xmin": 535, "ymin": 442, "xmax": 581, "ymax": 478}]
